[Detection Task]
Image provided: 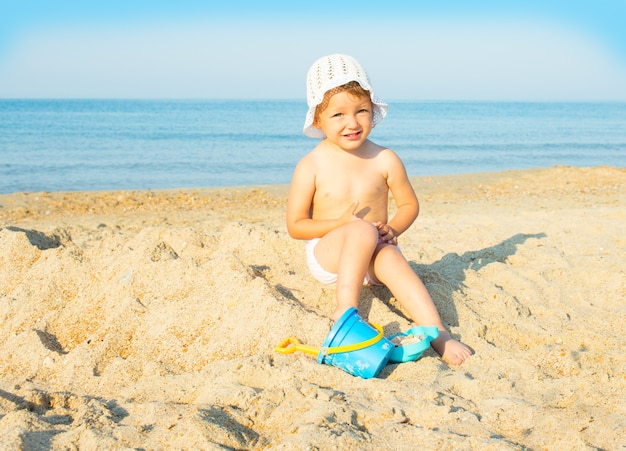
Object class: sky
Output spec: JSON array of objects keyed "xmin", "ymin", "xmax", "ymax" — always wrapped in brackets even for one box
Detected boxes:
[{"xmin": 1, "ymin": 1, "xmax": 625, "ymax": 101}]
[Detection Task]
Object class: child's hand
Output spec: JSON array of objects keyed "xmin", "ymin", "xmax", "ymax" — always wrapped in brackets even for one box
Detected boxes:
[
  {"xmin": 340, "ymin": 200, "xmax": 361, "ymax": 224},
  {"xmin": 374, "ymin": 222, "xmax": 397, "ymax": 245}
]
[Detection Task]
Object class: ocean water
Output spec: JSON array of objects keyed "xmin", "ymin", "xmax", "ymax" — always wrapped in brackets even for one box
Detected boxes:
[{"xmin": 1, "ymin": 99, "xmax": 625, "ymax": 194}]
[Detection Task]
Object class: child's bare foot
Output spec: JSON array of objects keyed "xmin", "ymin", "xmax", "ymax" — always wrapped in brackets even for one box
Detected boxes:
[{"xmin": 431, "ymin": 330, "xmax": 473, "ymax": 365}]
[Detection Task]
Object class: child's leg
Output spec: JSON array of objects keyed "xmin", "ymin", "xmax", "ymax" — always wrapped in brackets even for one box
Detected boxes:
[
  {"xmin": 314, "ymin": 220, "xmax": 379, "ymax": 321},
  {"xmin": 370, "ymin": 244, "xmax": 473, "ymax": 364}
]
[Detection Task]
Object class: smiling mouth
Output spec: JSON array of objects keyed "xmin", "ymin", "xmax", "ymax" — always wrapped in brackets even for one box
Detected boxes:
[{"xmin": 344, "ymin": 131, "xmax": 362, "ymax": 139}]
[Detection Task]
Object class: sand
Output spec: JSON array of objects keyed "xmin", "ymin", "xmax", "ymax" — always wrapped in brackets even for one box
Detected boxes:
[{"xmin": 0, "ymin": 166, "xmax": 624, "ymax": 450}]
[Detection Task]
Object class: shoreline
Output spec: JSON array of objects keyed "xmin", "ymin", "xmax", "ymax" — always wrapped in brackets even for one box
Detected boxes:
[
  {"xmin": 1, "ymin": 165, "xmax": 623, "ymax": 222},
  {"xmin": 1, "ymin": 165, "xmax": 624, "ymax": 449}
]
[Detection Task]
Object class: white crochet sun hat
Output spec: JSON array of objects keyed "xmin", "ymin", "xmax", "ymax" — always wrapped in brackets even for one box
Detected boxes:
[{"xmin": 303, "ymin": 54, "xmax": 388, "ymax": 138}]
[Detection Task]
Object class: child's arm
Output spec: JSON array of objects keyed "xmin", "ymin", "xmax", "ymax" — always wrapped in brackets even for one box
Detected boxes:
[{"xmin": 377, "ymin": 151, "xmax": 419, "ymax": 242}]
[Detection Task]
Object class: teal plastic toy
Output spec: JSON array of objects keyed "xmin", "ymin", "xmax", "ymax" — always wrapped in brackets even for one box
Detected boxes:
[{"xmin": 388, "ymin": 326, "xmax": 440, "ymax": 363}]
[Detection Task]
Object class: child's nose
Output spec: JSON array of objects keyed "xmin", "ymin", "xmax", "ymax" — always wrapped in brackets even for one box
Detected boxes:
[{"xmin": 346, "ymin": 114, "xmax": 359, "ymax": 128}]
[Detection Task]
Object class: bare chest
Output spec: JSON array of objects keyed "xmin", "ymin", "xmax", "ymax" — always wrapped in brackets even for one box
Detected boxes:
[{"xmin": 312, "ymin": 161, "xmax": 389, "ymax": 219}]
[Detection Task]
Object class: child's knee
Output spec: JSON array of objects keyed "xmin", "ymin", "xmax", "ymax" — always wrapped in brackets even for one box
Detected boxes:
[
  {"xmin": 346, "ymin": 220, "xmax": 378, "ymax": 244},
  {"xmin": 376, "ymin": 242, "xmax": 405, "ymax": 262},
  {"xmin": 344, "ymin": 220, "xmax": 378, "ymax": 248}
]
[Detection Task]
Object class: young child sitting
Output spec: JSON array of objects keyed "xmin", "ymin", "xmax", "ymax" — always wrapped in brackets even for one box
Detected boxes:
[{"xmin": 286, "ymin": 54, "xmax": 472, "ymax": 365}]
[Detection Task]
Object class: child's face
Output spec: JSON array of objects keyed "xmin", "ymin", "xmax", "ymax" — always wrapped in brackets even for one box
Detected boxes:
[{"xmin": 314, "ymin": 91, "xmax": 373, "ymax": 151}]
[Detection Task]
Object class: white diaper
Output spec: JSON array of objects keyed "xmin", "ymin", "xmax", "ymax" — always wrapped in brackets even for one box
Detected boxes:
[
  {"xmin": 305, "ymin": 238, "xmax": 338, "ymax": 284},
  {"xmin": 305, "ymin": 238, "xmax": 381, "ymax": 286}
]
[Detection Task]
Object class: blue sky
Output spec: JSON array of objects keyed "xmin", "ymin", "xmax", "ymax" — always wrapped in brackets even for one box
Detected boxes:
[{"xmin": 1, "ymin": 1, "xmax": 625, "ymax": 100}]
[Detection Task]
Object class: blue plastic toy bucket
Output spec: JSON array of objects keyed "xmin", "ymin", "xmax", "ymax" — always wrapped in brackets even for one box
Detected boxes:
[{"xmin": 317, "ymin": 307, "xmax": 394, "ymax": 379}]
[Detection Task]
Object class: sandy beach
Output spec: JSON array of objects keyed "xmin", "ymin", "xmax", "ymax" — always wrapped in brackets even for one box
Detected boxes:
[{"xmin": 0, "ymin": 165, "xmax": 624, "ymax": 450}]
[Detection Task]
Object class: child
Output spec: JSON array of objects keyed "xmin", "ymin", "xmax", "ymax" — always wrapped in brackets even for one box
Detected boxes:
[{"xmin": 286, "ymin": 54, "xmax": 472, "ymax": 365}]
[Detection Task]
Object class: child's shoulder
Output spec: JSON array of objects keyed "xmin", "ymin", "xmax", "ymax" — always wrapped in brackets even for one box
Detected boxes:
[
  {"xmin": 294, "ymin": 145, "xmax": 325, "ymax": 173},
  {"xmin": 366, "ymin": 141, "xmax": 399, "ymax": 159},
  {"xmin": 298, "ymin": 144, "xmax": 323, "ymax": 161},
  {"xmin": 298, "ymin": 141, "xmax": 333, "ymax": 162}
]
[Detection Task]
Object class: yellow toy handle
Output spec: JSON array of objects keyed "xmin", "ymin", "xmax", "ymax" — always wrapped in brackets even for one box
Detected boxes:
[
  {"xmin": 275, "ymin": 322, "xmax": 384, "ymax": 356},
  {"xmin": 274, "ymin": 337, "xmax": 319, "ymax": 356}
]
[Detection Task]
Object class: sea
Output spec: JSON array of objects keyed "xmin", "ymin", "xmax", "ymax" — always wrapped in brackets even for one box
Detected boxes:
[{"xmin": 1, "ymin": 99, "xmax": 625, "ymax": 194}]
